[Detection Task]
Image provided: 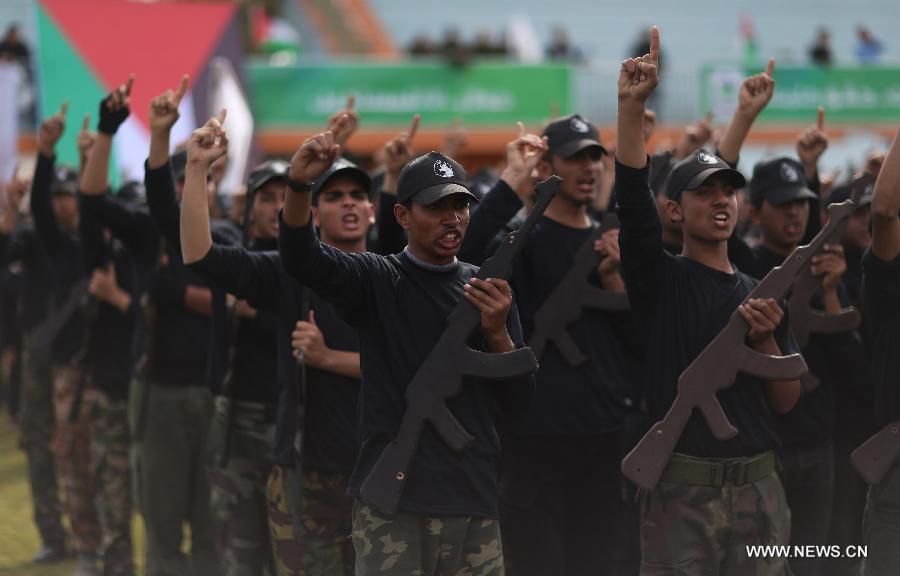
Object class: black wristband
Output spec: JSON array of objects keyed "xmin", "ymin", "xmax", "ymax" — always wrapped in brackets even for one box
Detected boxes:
[
  {"xmin": 286, "ymin": 177, "xmax": 313, "ymax": 192},
  {"xmin": 97, "ymin": 95, "xmax": 129, "ymax": 135}
]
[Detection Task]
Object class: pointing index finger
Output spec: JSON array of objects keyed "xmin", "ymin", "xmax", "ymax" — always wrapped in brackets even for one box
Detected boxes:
[
  {"xmin": 174, "ymin": 74, "xmax": 189, "ymax": 104},
  {"xmin": 82, "ymin": 113, "xmax": 90, "ymax": 131},
  {"xmin": 407, "ymin": 114, "xmax": 420, "ymax": 142},
  {"xmin": 215, "ymin": 107, "xmax": 227, "ymax": 126},
  {"xmin": 649, "ymin": 26, "xmax": 660, "ymax": 68},
  {"xmin": 516, "ymin": 121, "xmax": 525, "ymax": 138},
  {"xmin": 816, "ymin": 105, "xmax": 825, "ymax": 130},
  {"xmin": 125, "ymin": 74, "xmax": 135, "ymax": 96},
  {"xmin": 59, "ymin": 101, "xmax": 69, "ymax": 118},
  {"xmin": 764, "ymin": 57, "xmax": 776, "ymax": 78},
  {"xmin": 346, "ymin": 95, "xmax": 356, "ymax": 111}
]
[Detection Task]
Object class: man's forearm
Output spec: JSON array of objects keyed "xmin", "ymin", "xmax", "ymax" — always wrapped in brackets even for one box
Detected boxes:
[
  {"xmin": 755, "ymin": 336, "xmax": 801, "ymax": 414},
  {"xmin": 283, "ymin": 190, "xmax": 313, "ymax": 228},
  {"xmin": 320, "ymin": 350, "xmax": 362, "ymax": 380},
  {"xmin": 871, "ymin": 129, "xmax": 900, "ymax": 260},
  {"xmin": 148, "ymin": 129, "xmax": 171, "ymax": 170},
  {"xmin": 181, "ymin": 163, "xmax": 212, "ymax": 264},
  {"xmin": 486, "ymin": 330, "xmax": 515, "ymax": 353},
  {"xmin": 617, "ymin": 101, "xmax": 648, "ymax": 169},
  {"xmin": 80, "ymin": 134, "xmax": 113, "ymax": 196},
  {"xmin": 184, "ymin": 285, "xmax": 213, "ymax": 316},
  {"xmin": 717, "ymin": 109, "xmax": 756, "ymax": 165}
]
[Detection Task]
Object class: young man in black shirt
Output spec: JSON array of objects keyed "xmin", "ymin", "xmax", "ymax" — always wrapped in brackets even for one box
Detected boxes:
[
  {"xmin": 457, "ymin": 115, "xmax": 640, "ymax": 575},
  {"xmin": 179, "ymin": 113, "xmax": 374, "ymax": 574},
  {"xmin": 140, "ymin": 76, "xmax": 219, "ymax": 576},
  {"xmin": 615, "ymin": 28, "xmax": 800, "ymax": 575},
  {"xmin": 859, "ymin": 129, "xmax": 900, "ymax": 576},
  {"xmin": 276, "ymin": 119, "xmax": 532, "ymax": 575}
]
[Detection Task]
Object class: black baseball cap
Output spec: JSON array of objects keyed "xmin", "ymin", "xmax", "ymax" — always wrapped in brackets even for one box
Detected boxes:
[
  {"xmin": 828, "ymin": 173, "xmax": 874, "ymax": 207},
  {"xmin": 667, "ymin": 150, "xmax": 746, "ymax": 200},
  {"xmin": 311, "ymin": 157, "xmax": 372, "ymax": 203},
  {"xmin": 396, "ymin": 151, "xmax": 478, "ymax": 205},
  {"xmin": 542, "ymin": 114, "xmax": 606, "ymax": 158},
  {"xmin": 247, "ymin": 159, "xmax": 289, "ymax": 195},
  {"xmin": 749, "ymin": 157, "xmax": 819, "ymax": 206},
  {"xmin": 116, "ymin": 181, "xmax": 146, "ymax": 204},
  {"xmin": 51, "ymin": 166, "xmax": 78, "ymax": 195}
]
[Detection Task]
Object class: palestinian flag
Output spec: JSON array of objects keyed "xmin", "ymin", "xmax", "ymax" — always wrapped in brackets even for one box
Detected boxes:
[{"xmin": 36, "ymin": 0, "xmax": 244, "ymax": 186}]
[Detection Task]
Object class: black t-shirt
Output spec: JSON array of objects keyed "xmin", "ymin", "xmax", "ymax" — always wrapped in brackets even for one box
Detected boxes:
[
  {"xmin": 615, "ymin": 160, "xmax": 797, "ymax": 458},
  {"xmin": 861, "ymin": 249, "xmax": 900, "ymax": 427},
  {"xmin": 459, "ymin": 180, "xmax": 636, "ymax": 435},
  {"xmin": 279, "ymin": 218, "xmax": 534, "ymax": 517},
  {"xmin": 189, "ymin": 244, "xmax": 360, "ymax": 472}
]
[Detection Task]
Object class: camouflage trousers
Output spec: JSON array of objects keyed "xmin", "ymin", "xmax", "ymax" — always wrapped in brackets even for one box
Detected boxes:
[
  {"xmin": 861, "ymin": 460, "xmax": 900, "ymax": 575},
  {"xmin": 351, "ymin": 500, "xmax": 504, "ymax": 576},
  {"xmin": 91, "ymin": 390, "xmax": 134, "ymax": 575},
  {"xmin": 639, "ymin": 454, "xmax": 792, "ymax": 576},
  {"xmin": 134, "ymin": 383, "xmax": 217, "ymax": 576},
  {"xmin": 18, "ymin": 341, "xmax": 66, "ymax": 550},
  {"xmin": 51, "ymin": 365, "xmax": 101, "ymax": 556},
  {"xmin": 266, "ymin": 465, "xmax": 354, "ymax": 576},
  {"xmin": 208, "ymin": 396, "xmax": 277, "ymax": 575}
]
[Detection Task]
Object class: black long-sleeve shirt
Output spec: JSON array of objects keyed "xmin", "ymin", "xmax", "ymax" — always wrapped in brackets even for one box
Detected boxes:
[
  {"xmin": 459, "ymin": 180, "xmax": 639, "ymax": 436},
  {"xmin": 861, "ymin": 250, "xmax": 900, "ymax": 427},
  {"xmin": 189, "ymin": 243, "xmax": 360, "ymax": 471},
  {"xmin": 0, "ymin": 222, "xmax": 52, "ymax": 333},
  {"xmin": 30, "ymin": 153, "xmax": 87, "ymax": 364},
  {"xmin": 144, "ymin": 161, "xmax": 216, "ymax": 388},
  {"xmin": 279, "ymin": 215, "xmax": 534, "ymax": 517},
  {"xmin": 614, "ymin": 160, "xmax": 797, "ymax": 458}
]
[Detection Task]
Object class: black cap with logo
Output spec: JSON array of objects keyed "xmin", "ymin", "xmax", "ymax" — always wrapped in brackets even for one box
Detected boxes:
[
  {"xmin": 667, "ymin": 150, "xmax": 746, "ymax": 200},
  {"xmin": 749, "ymin": 157, "xmax": 819, "ymax": 207},
  {"xmin": 311, "ymin": 157, "xmax": 373, "ymax": 203},
  {"xmin": 247, "ymin": 159, "xmax": 289, "ymax": 196},
  {"xmin": 543, "ymin": 114, "xmax": 606, "ymax": 158},
  {"xmin": 396, "ymin": 151, "xmax": 478, "ymax": 205},
  {"xmin": 828, "ymin": 172, "xmax": 875, "ymax": 207},
  {"xmin": 51, "ymin": 166, "xmax": 78, "ymax": 196}
]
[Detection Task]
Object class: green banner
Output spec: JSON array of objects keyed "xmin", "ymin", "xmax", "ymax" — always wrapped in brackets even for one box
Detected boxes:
[
  {"xmin": 700, "ymin": 63, "xmax": 900, "ymax": 123},
  {"xmin": 247, "ymin": 61, "xmax": 571, "ymax": 128}
]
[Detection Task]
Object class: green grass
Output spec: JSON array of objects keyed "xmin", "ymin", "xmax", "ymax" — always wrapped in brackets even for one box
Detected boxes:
[{"xmin": 0, "ymin": 413, "xmax": 146, "ymax": 574}]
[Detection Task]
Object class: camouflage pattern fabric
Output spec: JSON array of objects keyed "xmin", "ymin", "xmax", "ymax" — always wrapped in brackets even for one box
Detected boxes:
[
  {"xmin": 90, "ymin": 390, "xmax": 133, "ymax": 576},
  {"xmin": 50, "ymin": 365, "xmax": 101, "ymax": 557},
  {"xmin": 266, "ymin": 465, "xmax": 354, "ymax": 576},
  {"xmin": 208, "ymin": 396, "xmax": 277, "ymax": 575},
  {"xmin": 639, "ymin": 455, "xmax": 791, "ymax": 576},
  {"xmin": 351, "ymin": 500, "xmax": 504, "ymax": 576},
  {"xmin": 862, "ymin": 461, "xmax": 900, "ymax": 576},
  {"xmin": 19, "ymin": 341, "xmax": 67, "ymax": 551}
]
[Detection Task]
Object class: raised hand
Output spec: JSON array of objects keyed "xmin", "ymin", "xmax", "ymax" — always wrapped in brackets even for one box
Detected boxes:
[
  {"xmin": 500, "ymin": 121, "xmax": 547, "ymax": 193},
  {"xmin": 187, "ymin": 109, "xmax": 228, "ymax": 168},
  {"xmin": 738, "ymin": 297, "xmax": 784, "ymax": 347},
  {"xmin": 738, "ymin": 59, "xmax": 776, "ymax": 118},
  {"xmin": 810, "ymin": 243, "xmax": 846, "ymax": 294},
  {"xmin": 327, "ymin": 95, "xmax": 359, "ymax": 148},
  {"xmin": 463, "ymin": 277, "xmax": 513, "ymax": 343},
  {"xmin": 76, "ymin": 114, "xmax": 95, "ymax": 157},
  {"xmin": 38, "ymin": 101, "xmax": 68, "ymax": 157},
  {"xmin": 618, "ymin": 26, "xmax": 660, "ymax": 106},
  {"xmin": 288, "ymin": 115, "xmax": 346, "ymax": 185},
  {"xmin": 292, "ymin": 311, "xmax": 329, "ymax": 367},
  {"xmin": 595, "ymin": 229, "xmax": 621, "ymax": 277},
  {"xmin": 98, "ymin": 74, "xmax": 135, "ymax": 135},
  {"xmin": 149, "ymin": 74, "xmax": 189, "ymax": 134},
  {"xmin": 796, "ymin": 106, "xmax": 828, "ymax": 176},
  {"xmin": 384, "ymin": 114, "xmax": 421, "ymax": 178}
]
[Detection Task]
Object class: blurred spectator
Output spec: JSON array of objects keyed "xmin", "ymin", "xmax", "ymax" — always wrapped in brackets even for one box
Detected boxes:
[
  {"xmin": 855, "ymin": 26, "xmax": 883, "ymax": 64},
  {"xmin": 0, "ymin": 25, "xmax": 29, "ymax": 66},
  {"xmin": 408, "ymin": 33, "xmax": 436, "ymax": 57},
  {"xmin": 439, "ymin": 28, "xmax": 471, "ymax": 67},
  {"xmin": 809, "ymin": 28, "xmax": 833, "ymax": 66},
  {"xmin": 472, "ymin": 28, "xmax": 507, "ymax": 58},
  {"xmin": 545, "ymin": 25, "xmax": 583, "ymax": 63}
]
